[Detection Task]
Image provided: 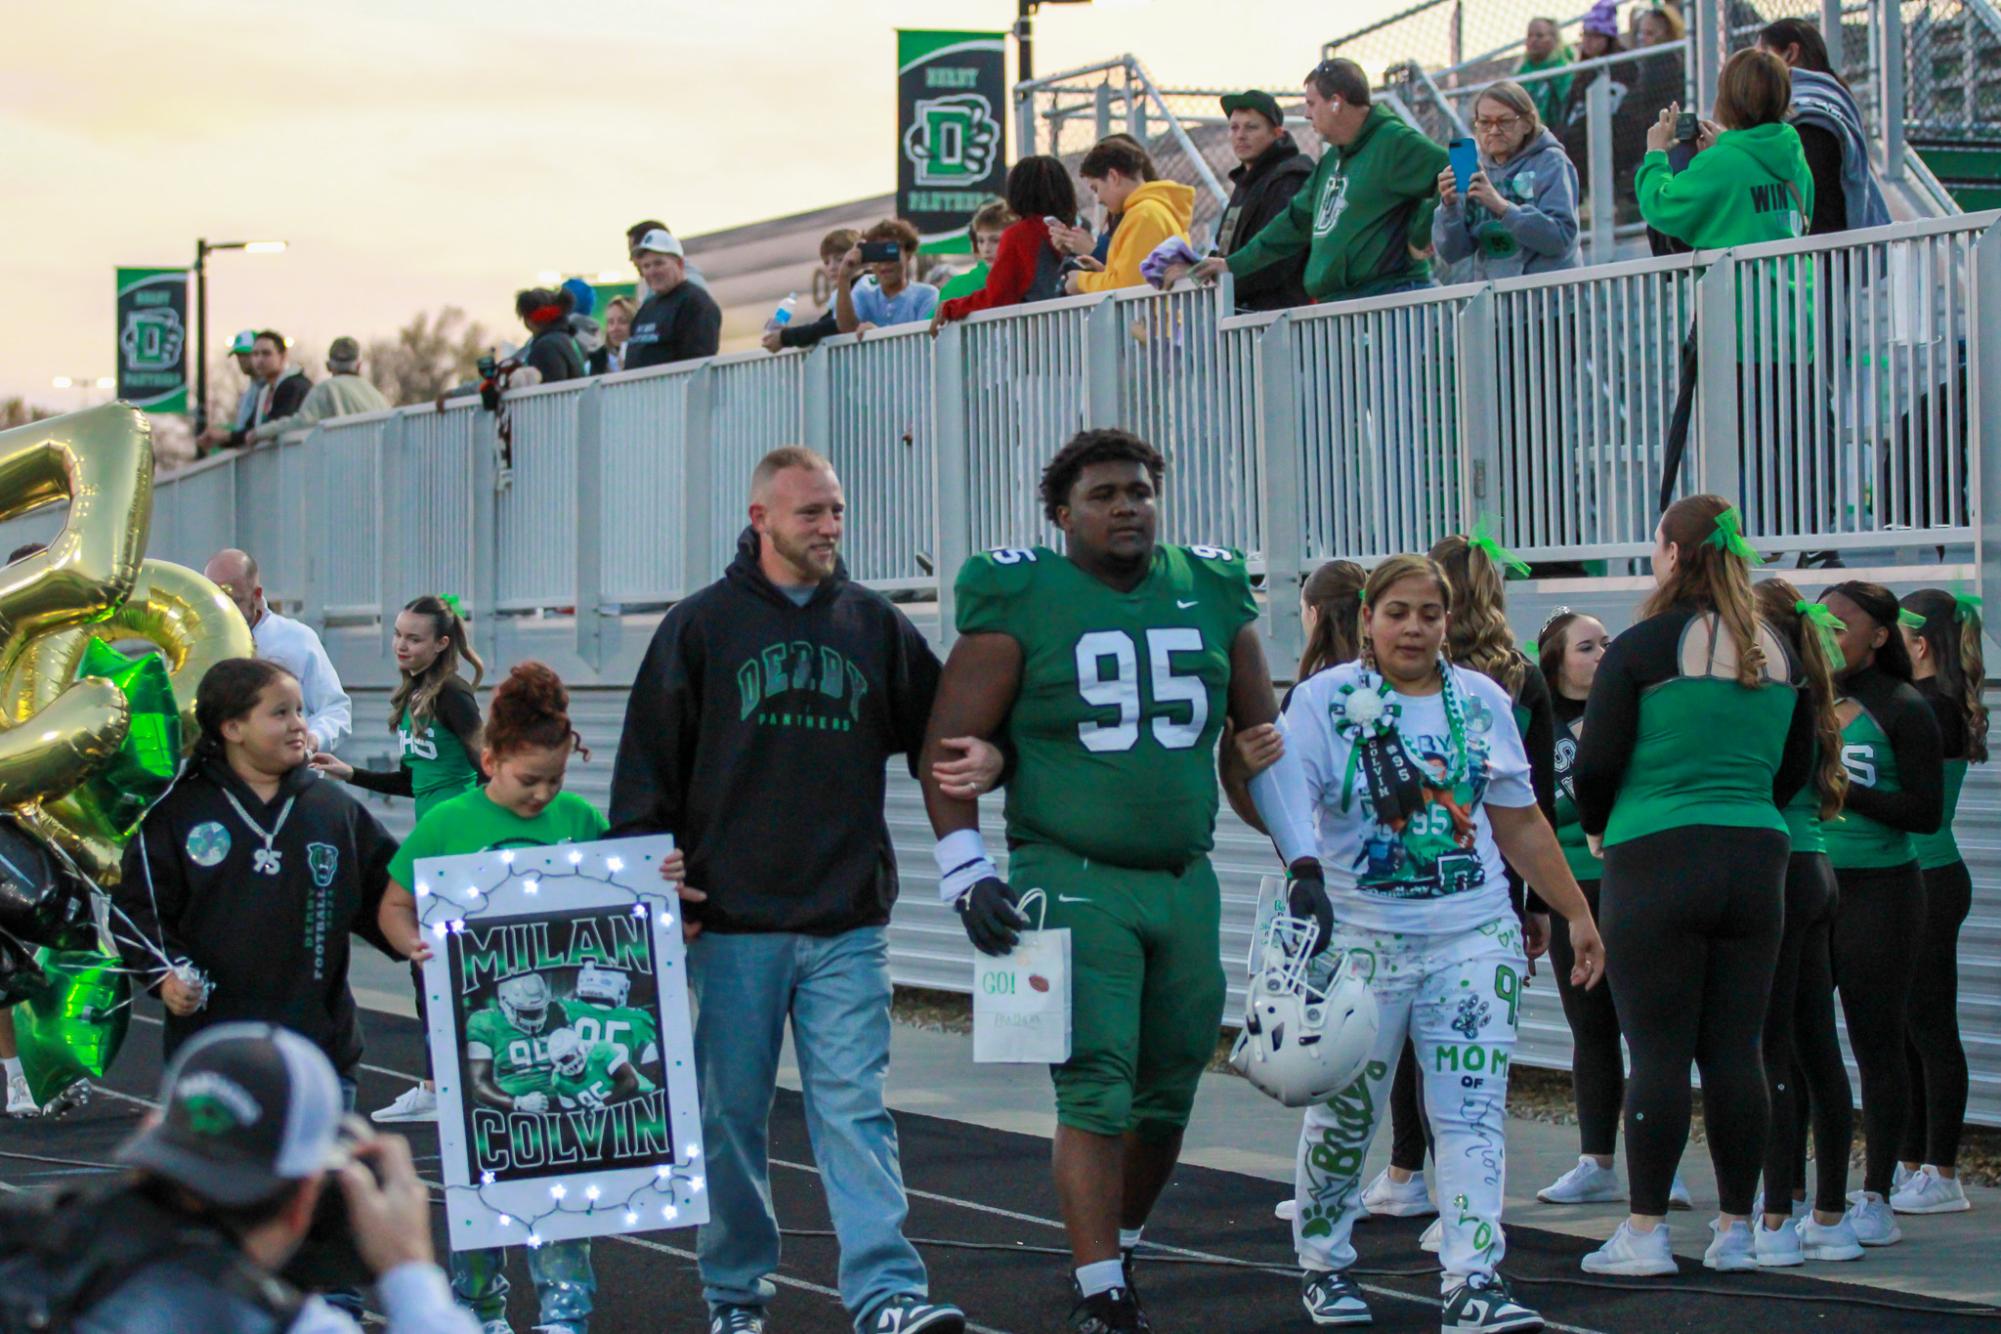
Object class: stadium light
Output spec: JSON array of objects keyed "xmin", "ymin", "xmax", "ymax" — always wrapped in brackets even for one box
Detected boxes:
[{"xmin": 1015, "ymin": 0, "xmax": 1094, "ymax": 82}]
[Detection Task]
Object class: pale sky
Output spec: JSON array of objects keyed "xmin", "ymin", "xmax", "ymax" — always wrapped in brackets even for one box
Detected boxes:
[{"xmin": 1, "ymin": 0, "xmax": 1404, "ymax": 405}]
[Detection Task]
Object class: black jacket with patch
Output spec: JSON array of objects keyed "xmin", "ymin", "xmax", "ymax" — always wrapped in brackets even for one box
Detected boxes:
[
  {"xmin": 114, "ymin": 756, "xmax": 398, "ymax": 1072},
  {"xmin": 609, "ymin": 528, "xmax": 942, "ymax": 935},
  {"xmin": 1218, "ymin": 134, "xmax": 1316, "ymax": 311}
]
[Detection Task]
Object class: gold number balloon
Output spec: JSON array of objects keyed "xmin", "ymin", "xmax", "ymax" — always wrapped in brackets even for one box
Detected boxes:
[{"xmin": 0, "ymin": 405, "xmax": 252, "ymax": 881}]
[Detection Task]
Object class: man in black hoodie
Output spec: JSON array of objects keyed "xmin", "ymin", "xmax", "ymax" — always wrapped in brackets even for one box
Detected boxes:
[
  {"xmin": 609, "ymin": 448, "xmax": 964, "ymax": 1334},
  {"xmin": 1214, "ymin": 90, "xmax": 1314, "ymax": 312}
]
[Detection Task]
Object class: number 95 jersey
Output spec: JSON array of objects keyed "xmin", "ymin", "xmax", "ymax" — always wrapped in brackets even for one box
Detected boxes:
[{"xmin": 955, "ymin": 544, "xmax": 1258, "ymax": 870}]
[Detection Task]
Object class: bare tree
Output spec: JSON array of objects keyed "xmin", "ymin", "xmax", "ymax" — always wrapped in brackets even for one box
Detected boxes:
[
  {"xmin": 0, "ymin": 399, "xmax": 56, "ymax": 430},
  {"xmin": 364, "ymin": 307, "xmax": 491, "ymax": 405}
]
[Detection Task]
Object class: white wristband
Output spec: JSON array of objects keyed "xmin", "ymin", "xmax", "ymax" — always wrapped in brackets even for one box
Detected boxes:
[{"xmin": 933, "ymin": 828, "xmax": 997, "ymax": 903}]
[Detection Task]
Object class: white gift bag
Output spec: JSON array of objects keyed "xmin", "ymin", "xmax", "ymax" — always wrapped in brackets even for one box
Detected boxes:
[{"xmin": 972, "ymin": 890, "xmax": 1072, "ymax": 1063}]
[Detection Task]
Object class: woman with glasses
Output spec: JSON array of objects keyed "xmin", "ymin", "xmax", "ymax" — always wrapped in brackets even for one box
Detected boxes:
[{"xmin": 1433, "ymin": 80, "xmax": 1581, "ymax": 279}]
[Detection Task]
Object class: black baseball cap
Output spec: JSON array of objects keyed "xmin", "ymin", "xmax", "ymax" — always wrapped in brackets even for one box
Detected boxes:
[
  {"xmin": 1221, "ymin": 90, "xmax": 1284, "ymax": 127},
  {"xmin": 118, "ymin": 1024, "xmax": 347, "ymax": 1206}
]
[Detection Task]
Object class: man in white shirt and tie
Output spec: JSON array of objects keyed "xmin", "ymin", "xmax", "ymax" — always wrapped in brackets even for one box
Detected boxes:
[{"xmin": 203, "ymin": 548, "xmax": 352, "ymax": 755}]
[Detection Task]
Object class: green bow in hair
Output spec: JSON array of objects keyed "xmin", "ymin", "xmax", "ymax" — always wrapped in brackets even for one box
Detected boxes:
[
  {"xmin": 1897, "ymin": 606, "xmax": 1927, "ymax": 630},
  {"xmin": 1796, "ymin": 599, "xmax": 1845, "ymax": 658},
  {"xmin": 1704, "ymin": 507, "xmax": 1763, "ymax": 565},
  {"xmin": 438, "ymin": 592, "xmax": 467, "ymax": 618},
  {"xmin": 1469, "ymin": 516, "xmax": 1531, "ymax": 580},
  {"xmin": 1954, "ymin": 591, "xmax": 1983, "ymax": 623}
]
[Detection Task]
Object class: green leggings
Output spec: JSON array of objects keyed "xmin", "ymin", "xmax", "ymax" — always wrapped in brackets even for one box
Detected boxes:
[{"xmin": 1011, "ymin": 843, "xmax": 1225, "ymax": 1138}]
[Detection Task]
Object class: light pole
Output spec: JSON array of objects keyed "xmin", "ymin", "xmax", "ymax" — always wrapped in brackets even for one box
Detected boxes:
[
  {"xmin": 1014, "ymin": 0, "xmax": 1092, "ymax": 84},
  {"xmin": 51, "ymin": 376, "xmax": 115, "ymax": 409},
  {"xmin": 193, "ymin": 237, "xmax": 286, "ymax": 434}
]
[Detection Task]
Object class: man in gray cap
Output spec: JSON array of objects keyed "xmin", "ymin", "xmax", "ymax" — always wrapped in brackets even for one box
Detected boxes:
[
  {"xmin": 248, "ymin": 337, "xmax": 392, "ymax": 443},
  {"xmin": 0, "ymin": 1023, "xmax": 476, "ymax": 1332}
]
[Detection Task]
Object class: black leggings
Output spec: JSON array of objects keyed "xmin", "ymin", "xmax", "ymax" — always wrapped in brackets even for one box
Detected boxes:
[
  {"xmin": 1601, "ymin": 826, "xmax": 1787, "ymax": 1217},
  {"xmin": 1830, "ymin": 861, "xmax": 1924, "ymax": 1196},
  {"xmin": 1550, "ymin": 880, "xmax": 1624, "ymax": 1158},
  {"xmin": 1388, "ymin": 1038, "xmax": 1431, "ymax": 1172},
  {"xmin": 1762, "ymin": 854, "xmax": 1852, "ymax": 1215},
  {"xmin": 1902, "ymin": 860, "xmax": 1972, "ymax": 1167}
]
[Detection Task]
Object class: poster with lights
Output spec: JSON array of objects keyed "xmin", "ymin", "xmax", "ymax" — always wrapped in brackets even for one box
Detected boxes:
[{"xmin": 413, "ymin": 834, "xmax": 706, "ymax": 1250}]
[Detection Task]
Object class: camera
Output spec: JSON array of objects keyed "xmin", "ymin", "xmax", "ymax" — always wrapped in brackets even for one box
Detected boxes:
[{"xmin": 280, "ymin": 1115, "xmax": 383, "ymax": 1293}]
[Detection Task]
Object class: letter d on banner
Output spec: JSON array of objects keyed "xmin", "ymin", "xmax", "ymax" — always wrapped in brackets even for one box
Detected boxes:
[{"xmin": 115, "ymin": 268, "xmax": 190, "ymax": 414}]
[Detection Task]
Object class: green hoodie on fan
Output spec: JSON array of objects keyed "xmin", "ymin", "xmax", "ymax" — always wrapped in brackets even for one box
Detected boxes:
[
  {"xmin": 1227, "ymin": 103, "xmax": 1449, "ymax": 303},
  {"xmin": 1517, "ymin": 48, "xmax": 1574, "ymax": 128}
]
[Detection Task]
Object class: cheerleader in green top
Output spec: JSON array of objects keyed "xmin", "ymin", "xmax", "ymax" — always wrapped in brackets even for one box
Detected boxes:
[
  {"xmin": 313, "ymin": 594, "xmax": 487, "ymax": 1125},
  {"xmin": 1751, "ymin": 580, "xmax": 1861, "ymax": 1262},
  {"xmin": 1817, "ymin": 581, "xmax": 1943, "ymax": 1244},
  {"xmin": 1891, "ymin": 589, "xmax": 1987, "ymax": 1214}
]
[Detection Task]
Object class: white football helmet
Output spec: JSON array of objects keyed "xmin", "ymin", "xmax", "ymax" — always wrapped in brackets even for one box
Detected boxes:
[
  {"xmin": 574, "ymin": 965, "xmax": 632, "ymax": 1008},
  {"xmin": 1230, "ymin": 915, "xmax": 1379, "ymax": 1108},
  {"xmin": 548, "ymin": 1027, "xmax": 590, "ymax": 1078},
  {"xmin": 497, "ymin": 974, "xmax": 552, "ymax": 1035}
]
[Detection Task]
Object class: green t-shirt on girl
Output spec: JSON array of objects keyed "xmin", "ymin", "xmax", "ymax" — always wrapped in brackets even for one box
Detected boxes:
[{"xmin": 389, "ymin": 786, "xmax": 608, "ymax": 888}]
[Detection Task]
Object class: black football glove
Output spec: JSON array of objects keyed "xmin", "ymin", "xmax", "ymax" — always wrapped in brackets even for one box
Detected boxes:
[
  {"xmin": 956, "ymin": 876, "xmax": 1029, "ymax": 956},
  {"xmin": 1285, "ymin": 858, "xmax": 1334, "ymax": 955}
]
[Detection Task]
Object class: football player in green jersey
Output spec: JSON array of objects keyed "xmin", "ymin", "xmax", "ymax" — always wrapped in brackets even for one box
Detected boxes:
[
  {"xmin": 919, "ymin": 429, "xmax": 1324, "ymax": 1333},
  {"xmin": 466, "ymin": 973, "xmax": 571, "ymax": 1113},
  {"xmin": 570, "ymin": 965, "xmax": 662, "ymax": 1078},
  {"xmin": 548, "ymin": 1026, "xmax": 646, "ymax": 1109}
]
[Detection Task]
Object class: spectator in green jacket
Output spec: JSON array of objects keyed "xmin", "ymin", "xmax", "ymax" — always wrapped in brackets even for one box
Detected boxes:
[
  {"xmin": 1519, "ymin": 16, "xmax": 1575, "ymax": 128},
  {"xmin": 1183, "ymin": 58, "xmax": 1448, "ymax": 303},
  {"xmin": 939, "ymin": 201, "xmax": 1017, "ymax": 302}
]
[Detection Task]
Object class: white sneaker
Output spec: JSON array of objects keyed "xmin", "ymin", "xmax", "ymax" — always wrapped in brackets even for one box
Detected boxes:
[
  {"xmin": 1797, "ymin": 1214, "xmax": 1865, "ymax": 1261},
  {"xmin": 1845, "ymin": 1191, "xmax": 1903, "ymax": 1246},
  {"xmin": 1753, "ymin": 1218, "xmax": 1803, "ymax": 1267},
  {"xmin": 1891, "ymin": 1162, "xmax": 1914, "ymax": 1194},
  {"xmin": 1668, "ymin": 1173, "xmax": 1694, "ymax": 1210},
  {"xmin": 1537, "ymin": 1156, "xmax": 1624, "ymax": 1205},
  {"xmin": 1891, "ymin": 1166, "xmax": 1970, "ymax": 1215},
  {"xmin": 1581, "ymin": 1221, "xmax": 1678, "ymax": 1276},
  {"xmin": 1419, "ymin": 1218, "xmax": 1441, "ymax": 1253},
  {"xmin": 1274, "ymin": 1197, "xmax": 1297, "ymax": 1222},
  {"xmin": 372, "ymin": 1083, "xmax": 439, "ymax": 1124},
  {"xmin": 1361, "ymin": 1167, "xmax": 1436, "ymax": 1218},
  {"xmin": 5, "ymin": 1073, "xmax": 36, "ymax": 1118},
  {"xmin": 1703, "ymin": 1219, "xmax": 1756, "ymax": 1272}
]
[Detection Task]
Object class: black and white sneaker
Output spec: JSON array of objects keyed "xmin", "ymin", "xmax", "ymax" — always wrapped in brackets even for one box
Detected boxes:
[
  {"xmin": 1301, "ymin": 1270, "xmax": 1372, "ymax": 1326},
  {"xmin": 859, "ymin": 1294, "xmax": 966, "ymax": 1334},
  {"xmin": 1441, "ymin": 1273, "xmax": 1542, "ymax": 1332},
  {"xmin": 1069, "ymin": 1285, "xmax": 1144, "ymax": 1333},
  {"xmin": 710, "ymin": 1306, "xmax": 767, "ymax": 1334}
]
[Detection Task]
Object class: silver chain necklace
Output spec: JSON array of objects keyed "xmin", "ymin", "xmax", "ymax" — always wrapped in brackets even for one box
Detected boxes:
[{"xmin": 220, "ymin": 788, "xmax": 297, "ymax": 877}]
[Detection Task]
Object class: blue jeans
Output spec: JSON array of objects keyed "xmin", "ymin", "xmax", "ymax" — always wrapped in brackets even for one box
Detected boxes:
[
  {"xmin": 448, "ymin": 1240, "xmax": 595, "ymax": 1330},
  {"xmin": 325, "ymin": 1076, "xmax": 364, "ymax": 1320},
  {"xmin": 690, "ymin": 926, "xmax": 926, "ymax": 1321}
]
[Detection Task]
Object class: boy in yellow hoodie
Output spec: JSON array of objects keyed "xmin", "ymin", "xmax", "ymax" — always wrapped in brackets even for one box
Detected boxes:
[{"xmin": 1066, "ymin": 138, "xmax": 1196, "ymax": 294}]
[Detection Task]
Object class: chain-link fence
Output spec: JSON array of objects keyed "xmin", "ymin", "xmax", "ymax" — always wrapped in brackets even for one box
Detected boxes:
[{"xmin": 1899, "ymin": 0, "xmax": 2001, "ymax": 139}]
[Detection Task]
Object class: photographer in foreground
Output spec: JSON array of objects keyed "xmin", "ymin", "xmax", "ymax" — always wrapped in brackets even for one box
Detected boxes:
[{"xmin": 0, "ymin": 1024, "xmax": 475, "ymax": 1334}]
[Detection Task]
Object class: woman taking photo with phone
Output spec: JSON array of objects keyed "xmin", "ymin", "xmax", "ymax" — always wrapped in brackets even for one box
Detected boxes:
[
  {"xmin": 1573, "ymin": 495, "xmax": 1814, "ymax": 1277},
  {"xmin": 1433, "ymin": 80, "xmax": 1581, "ymax": 280}
]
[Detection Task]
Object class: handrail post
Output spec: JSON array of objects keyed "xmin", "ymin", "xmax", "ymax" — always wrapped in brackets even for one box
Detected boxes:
[
  {"xmin": 373, "ymin": 415, "xmax": 403, "ymax": 654},
  {"xmin": 680, "ymin": 366, "xmax": 716, "ymax": 602},
  {"xmin": 470, "ymin": 407, "xmax": 501, "ymax": 670},
  {"xmin": 1882, "ymin": 0, "xmax": 1907, "ymax": 182},
  {"xmin": 573, "ymin": 380, "xmax": 617, "ymax": 674},
  {"xmin": 1587, "ymin": 75, "xmax": 1614, "ymax": 265},
  {"xmin": 1259, "ymin": 313, "xmax": 1305, "ymax": 676},
  {"xmin": 803, "ymin": 343, "xmax": 833, "ymax": 454},
  {"xmin": 1455, "ymin": 288, "xmax": 1501, "ymax": 533},
  {"xmin": 1083, "ymin": 296, "xmax": 1123, "ymax": 429},
  {"xmin": 932, "ymin": 322, "xmax": 971, "ymax": 652},
  {"xmin": 1694, "ymin": 255, "xmax": 1741, "ymax": 513},
  {"xmin": 1975, "ymin": 220, "xmax": 2001, "ymax": 628}
]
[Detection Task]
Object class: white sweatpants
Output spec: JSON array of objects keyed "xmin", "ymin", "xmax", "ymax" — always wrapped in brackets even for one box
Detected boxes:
[{"xmin": 1293, "ymin": 916, "xmax": 1527, "ymax": 1289}]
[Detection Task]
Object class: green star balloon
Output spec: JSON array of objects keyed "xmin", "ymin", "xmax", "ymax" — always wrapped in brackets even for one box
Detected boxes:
[
  {"xmin": 15, "ymin": 947, "xmax": 131, "ymax": 1106},
  {"xmin": 58, "ymin": 638, "xmax": 181, "ymax": 844}
]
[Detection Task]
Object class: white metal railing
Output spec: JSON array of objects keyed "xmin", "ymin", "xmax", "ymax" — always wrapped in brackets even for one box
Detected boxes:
[{"xmin": 9, "ymin": 211, "xmax": 1993, "ymax": 675}]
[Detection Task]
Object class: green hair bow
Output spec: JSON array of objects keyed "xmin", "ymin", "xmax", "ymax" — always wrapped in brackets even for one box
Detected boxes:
[
  {"xmin": 1897, "ymin": 606, "xmax": 1927, "ymax": 630},
  {"xmin": 1954, "ymin": 591, "xmax": 1983, "ymax": 624},
  {"xmin": 1469, "ymin": 516, "xmax": 1531, "ymax": 580},
  {"xmin": 1704, "ymin": 507, "xmax": 1763, "ymax": 565},
  {"xmin": 438, "ymin": 592, "xmax": 467, "ymax": 618},
  {"xmin": 1796, "ymin": 599, "xmax": 1845, "ymax": 657}
]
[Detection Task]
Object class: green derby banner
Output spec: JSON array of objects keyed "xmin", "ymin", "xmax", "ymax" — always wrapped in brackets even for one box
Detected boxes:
[
  {"xmin": 897, "ymin": 29, "xmax": 1008, "ymax": 253},
  {"xmin": 114, "ymin": 268, "xmax": 190, "ymax": 414}
]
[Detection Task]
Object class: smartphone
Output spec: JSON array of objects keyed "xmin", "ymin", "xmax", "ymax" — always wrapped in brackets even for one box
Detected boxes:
[
  {"xmin": 1676, "ymin": 111, "xmax": 1699, "ymax": 142},
  {"xmin": 858, "ymin": 240, "xmax": 902, "ymax": 264},
  {"xmin": 1448, "ymin": 137, "xmax": 1479, "ymax": 193}
]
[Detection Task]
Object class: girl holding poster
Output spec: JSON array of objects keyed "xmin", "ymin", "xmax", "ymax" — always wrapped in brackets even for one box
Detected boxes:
[{"xmin": 381, "ymin": 661, "xmax": 682, "ymax": 1334}]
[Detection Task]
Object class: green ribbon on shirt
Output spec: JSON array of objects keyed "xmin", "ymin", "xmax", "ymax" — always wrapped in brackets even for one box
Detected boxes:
[
  {"xmin": 1704, "ymin": 507, "xmax": 1763, "ymax": 565},
  {"xmin": 1468, "ymin": 515, "xmax": 1531, "ymax": 579}
]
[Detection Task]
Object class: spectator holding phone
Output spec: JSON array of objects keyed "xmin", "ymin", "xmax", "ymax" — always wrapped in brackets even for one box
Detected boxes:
[
  {"xmin": 1434, "ymin": 81, "xmax": 1581, "ymax": 279},
  {"xmin": 931, "ymin": 156, "xmax": 1075, "ymax": 328},
  {"xmin": 836, "ymin": 218, "xmax": 940, "ymax": 335},
  {"xmin": 1063, "ymin": 138, "xmax": 1194, "ymax": 295}
]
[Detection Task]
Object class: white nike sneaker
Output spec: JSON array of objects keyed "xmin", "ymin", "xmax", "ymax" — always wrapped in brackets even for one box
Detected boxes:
[
  {"xmin": 1361, "ymin": 1168, "xmax": 1436, "ymax": 1218},
  {"xmin": 1845, "ymin": 1191, "xmax": 1903, "ymax": 1246},
  {"xmin": 1703, "ymin": 1219, "xmax": 1756, "ymax": 1272},
  {"xmin": 372, "ymin": 1083, "xmax": 439, "ymax": 1124},
  {"xmin": 1275, "ymin": 1197, "xmax": 1298, "ymax": 1222},
  {"xmin": 1581, "ymin": 1222, "xmax": 1678, "ymax": 1276},
  {"xmin": 1419, "ymin": 1218, "xmax": 1441, "ymax": 1253},
  {"xmin": 1753, "ymin": 1218, "xmax": 1803, "ymax": 1267},
  {"xmin": 5, "ymin": 1072, "xmax": 37, "ymax": 1118},
  {"xmin": 1668, "ymin": 1173, "xmax": 1694, "ymax": 1210},
  {"xmin": 1537, "ymin": 1156, "xmax": 1624, "ymax": 1204},
  {"xmin": 1891, "ymin": 1166, "xmax": 1970, "ymax": 1215},
  {"xmin": 1797, "ymin": 1214, "xmax": 1864, "ymax": 1261}
]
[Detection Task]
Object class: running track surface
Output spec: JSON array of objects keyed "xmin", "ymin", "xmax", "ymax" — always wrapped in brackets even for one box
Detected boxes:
[{"xmin": 3, "ymin": 1005, "xmax": 1997, "ymax": 1334}]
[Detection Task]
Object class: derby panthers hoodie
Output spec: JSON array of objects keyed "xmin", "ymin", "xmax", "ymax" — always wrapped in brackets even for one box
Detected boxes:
[
  {"xmin": 115, "ymin": 755, "xmax": 398, "ymax": 1071},
  {"xmin": 608, "ymin": 529, "xmax": 942, "ymax": 936}
]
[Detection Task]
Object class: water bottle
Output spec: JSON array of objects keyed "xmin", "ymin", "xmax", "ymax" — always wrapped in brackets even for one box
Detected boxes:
[{"xmin": 765, "ymin": 292, "xmax": 799, "ymax": 335}]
